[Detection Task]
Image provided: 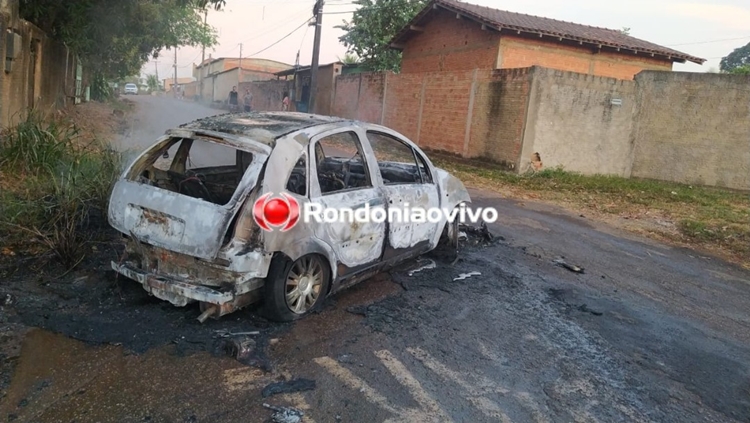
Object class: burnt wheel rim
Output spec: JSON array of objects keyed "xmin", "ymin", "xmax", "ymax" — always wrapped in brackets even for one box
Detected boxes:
[{"xmin": 285, "ymin": 256, "xmax": 324, "ymax": 314}]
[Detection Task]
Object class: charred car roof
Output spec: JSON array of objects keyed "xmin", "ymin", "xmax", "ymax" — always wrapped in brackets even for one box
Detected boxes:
[{"xmin": 178, "ymin": 112, "xmax": 348, "ymax": 146}]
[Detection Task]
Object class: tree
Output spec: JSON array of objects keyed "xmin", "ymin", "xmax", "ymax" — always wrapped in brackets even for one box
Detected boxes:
[
  {"xmin": 19, "ymin": 0, "xmax": 221, "ymax": 79},
  {"xmin": 337, "ymin": 0, "xmax": 427, "ymax": 72},
  {"xmin": 720, "ymin": 41, "xmax": 750, "ymax": 72},
  {"xmin": 728, "ymin": 65, "xmax": 750, "ymax": 75},
  {"xmin": 618, "ymin": 27, "xmax": 631, "ymax": 35},
  {"xmin": 147, "ymin": 74, "xmax": 160, "ymax": 92},
  {"xmin": 337, "ymin": 53, "xmax": 361, "ymax": 65}
]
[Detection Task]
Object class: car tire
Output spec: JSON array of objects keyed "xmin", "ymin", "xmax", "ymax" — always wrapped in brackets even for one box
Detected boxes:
[{"xmin": 262, "ymin": 254, "xmax": 331, "ymax": 322}]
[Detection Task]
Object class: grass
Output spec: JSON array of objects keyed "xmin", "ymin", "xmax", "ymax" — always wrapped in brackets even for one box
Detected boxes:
[
  {"xmin": 433, "ymin": 159, "xmax": 750, "ymax": 267},
  {"xmin": 0, "ymin": 111, "xmax": 122, "ymax": 267}
]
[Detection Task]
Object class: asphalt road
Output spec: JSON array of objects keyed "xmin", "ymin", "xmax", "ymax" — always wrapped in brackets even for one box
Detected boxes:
[{"xmin": 1, "ymin": 95, "xmax": 749, "ymax": 423}]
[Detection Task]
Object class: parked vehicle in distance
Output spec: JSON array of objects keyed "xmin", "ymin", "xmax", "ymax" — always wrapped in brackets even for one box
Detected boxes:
[
  {"xmin": 123, "ymin": 83, "xmax": 138, "ymax": 95},
  {"xmin": 108, "ymin": 112, "xmax": 470, "ymax": 322}
]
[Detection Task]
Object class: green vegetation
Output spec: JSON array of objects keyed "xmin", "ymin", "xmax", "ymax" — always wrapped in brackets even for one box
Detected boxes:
[
  {"xmin": 337, "ymin": 0, "xmax": 427, "ymax": 72},
  {"xmin": 434, "ymin": 160, "xmax": 750, "ymax": 266},
  {"xmin": 0, "ymin": 112, "xmax": 121, "ymax": 267},
  {"xmin": 19, "ymin": 0, "xmax": 222, "ymax": 79},
  {"xmin": 720, "ymin": 41, "xmax": 750, "ymax": 73}
]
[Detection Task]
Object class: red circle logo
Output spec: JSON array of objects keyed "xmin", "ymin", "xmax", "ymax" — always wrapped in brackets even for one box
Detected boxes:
[{"xmin": 253, "ymin": 192, "xmax": 300, "ymax": 232}]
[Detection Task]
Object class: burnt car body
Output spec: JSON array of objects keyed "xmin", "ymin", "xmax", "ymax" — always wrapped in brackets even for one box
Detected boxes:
[{"xmin": 109, "ymin": 112, "xmax": 470, "ymax": 322}]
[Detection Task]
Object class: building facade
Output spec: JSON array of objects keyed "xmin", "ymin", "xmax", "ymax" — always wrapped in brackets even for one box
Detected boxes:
[{"xmin": 390, "ymin": 0, "xmax": 704, "ymax": 80}]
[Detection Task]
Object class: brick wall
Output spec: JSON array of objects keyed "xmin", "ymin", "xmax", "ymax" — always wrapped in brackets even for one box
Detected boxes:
[
  {"xmin": 499, "ymin": 36, "xmax": 672, "ymax": 80},
  {"xmin": 400, "ymin": 9, "xmax": 500, "ymax": 74},
  {"xmin": 1, "ymin": 1, "xmax": 78, "ymax": 127},
  {"xmin": 521, "ymin": 67, "xmax": 636, "ymax": 175},
  {"xmin": 631, "ymin": 72, "xmax": 750, "ymax": 190},
  {"xmin": 325, "ymin": 65, "xmax": 749, "ymax": 190}
]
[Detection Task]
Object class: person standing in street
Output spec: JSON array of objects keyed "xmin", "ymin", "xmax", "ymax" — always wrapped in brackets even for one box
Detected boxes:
[
  {"xmin": 243, "ymin": 89, "xmax": 253, "ymax": 112},
  {"xmin": 228, "ymin": 86, "xmax": 239, "ymax": 112},
  {"xmin": 282, "ymin": 91, "xmax": 290, "ymax": 111}
]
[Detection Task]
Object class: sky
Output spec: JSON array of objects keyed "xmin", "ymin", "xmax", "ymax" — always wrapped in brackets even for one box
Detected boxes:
[{"xmin": 144, "ymin": 0, "xmax": 750, "ymax": 80}]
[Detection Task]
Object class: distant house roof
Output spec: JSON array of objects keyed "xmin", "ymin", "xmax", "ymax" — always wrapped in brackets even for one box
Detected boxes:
[
  {"xmin": 195, "ymin": 57, "xmax": 293, "ymax": 72},
  {"xmin": 390, "ymin": 0, "xmax": 705, "ymax": 65},
  {"xmin": 274, "ymin": 62, "xmax": 363, "ymax": 77}
]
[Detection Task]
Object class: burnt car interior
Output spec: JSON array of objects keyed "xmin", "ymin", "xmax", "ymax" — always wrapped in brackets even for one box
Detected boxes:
[
  {"xmin": 315, "ymin": 132, "xmax": 372, "ymax": 194},
  {"xmin": 132, "ymin": 137, "xmax": 251, "ymax": 206},
  {"xmin": 367, "ymin": 131, "xmax": 433, "ymax": 185}
]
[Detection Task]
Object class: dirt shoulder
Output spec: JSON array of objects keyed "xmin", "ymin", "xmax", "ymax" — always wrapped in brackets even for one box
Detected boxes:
[{"xmin": 432, "ymin": 157, "xmax": 750, "ymax": 269}]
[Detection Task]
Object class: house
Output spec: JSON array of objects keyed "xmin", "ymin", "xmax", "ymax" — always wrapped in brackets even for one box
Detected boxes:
[
  {"xmin": 389, "ymin": 0, "xmax": 704, "ymax": 80},
  {"xmin": 163, "ymin": 77, "xmax": 195, "ymax": 93},
  {"xmin": 274, "ymin": 62, "xmax": 364, "ymax": 114},
  {"xmin": 193, "ymin": 57, "xmax": 292, "ymax": 102}
]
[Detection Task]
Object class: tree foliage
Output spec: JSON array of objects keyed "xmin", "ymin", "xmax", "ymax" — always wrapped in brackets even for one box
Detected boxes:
[
  {"xmin": 19, "ymin": 0, "xmax": 223, "ymax": 79},
  {"xmin": 147, "ymin": 74, "xmax": 160, "ymax": 91},
  {"xmin": 720, "ymin": 41, "xmax": 750, "ymax": 72},
  {"xmin": 337, "ymin": 0, "xmax": 427, "ymax": 72},
  {"xmin": 337, "ymin": 53, "xmax": 361, "ymax": 65},
  {"xmin": 728, "ymin": 65, "xmax": 750, "ymax": 75}
]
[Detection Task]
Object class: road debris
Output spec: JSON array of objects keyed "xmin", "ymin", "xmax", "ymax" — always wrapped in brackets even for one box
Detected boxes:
[
  {"xmin": 262, "ymin": 378, "xmax": 316, "ymax": 398},
  {"xmin": 554, "ymin": 258, "xmax": 585, "ymax": 274},
  {"xmin": 460, "ymin": 222, "xmax": 494, "ymax": 244},
  {"xmin": 407, "ymin": 259, "xmax": 436, "ymax": 276},
  {"xmin": 453, "ymin": 271, "xmax": 481, "ymax": 281},
  {"xmin": 222, "ymin": 336, "xmax": 270, "ymax": 370},
  {"xmin": 263, "ymin": 403, "xmax": 304, "ymax": 423},
  {"xmin": 214, "ymin": 329, "xmax": 260, "ymax": 338}
]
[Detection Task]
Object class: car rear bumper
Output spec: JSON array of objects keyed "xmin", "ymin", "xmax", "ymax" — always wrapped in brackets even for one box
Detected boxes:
[{"xmin": 112, "ymin": 261, "xmax": 237, "ymax": 306}]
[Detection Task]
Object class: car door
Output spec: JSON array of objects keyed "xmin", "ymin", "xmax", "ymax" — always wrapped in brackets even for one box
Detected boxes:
[
  {"xmin": 308, "ymin": 128, "xmax": 387, "ymax": 275},
  {"xmin": 364, "ymin": 129, "xmax": 440, "ymax": 258}
]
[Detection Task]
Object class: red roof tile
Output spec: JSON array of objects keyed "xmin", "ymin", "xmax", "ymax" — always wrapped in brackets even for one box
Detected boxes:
[{"xmin": 391, "ymin": 0, "xmax": 705, "ymax": 65}]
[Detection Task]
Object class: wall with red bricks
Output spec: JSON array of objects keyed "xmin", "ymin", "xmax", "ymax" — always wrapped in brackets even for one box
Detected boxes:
[
  {"xmin": 326, "ymin": 68, "xmax": 532, "ymax": 166},
  {"xmin": 499, "ymin": 36, "xmax": 672, "ymax": 80},
  {"xmin": 400, "ymin": 10, "xmax": 500, "ymax": 74},
  {"xmin": 1, "ymin": 2, "xmax": 78, "ymax": 127}
]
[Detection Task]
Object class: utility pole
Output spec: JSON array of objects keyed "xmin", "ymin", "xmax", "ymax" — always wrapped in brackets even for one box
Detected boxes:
[
  {"xmin": 238, "ymin": 43, "xmax": 243, "ymax": 86},
  {"xmin": 153, "ymin": 61, "xmax": 159, "ymax": 86},
  {"xmin": 308, "ymin": 0, "xmax": 324, "ymax": 113},
  {"xmin": 173, "ymin": 47, "xmax": 178, "ymax": 98},
  {"xmin": 200, "ymin": 8, "xmax": 207, "ymax": 101}
]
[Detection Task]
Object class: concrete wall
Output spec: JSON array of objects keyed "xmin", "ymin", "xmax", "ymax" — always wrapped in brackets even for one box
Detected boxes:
[
  {"xmin": 520, "ymin": 67, "xmax": 636, "ymax": 175},
  {"xmin": 631, "ymin": 71, "xmax": 750, "ymax": 190},
  {"xmin": 238, "ymin": 79, "xmax": 293, "ymax": 111},
  {"xmin": 1, "ymin": 0, "xmax": 78, "ymax": 127},
  {"xmin": 498, "ymin": 36, "xmax": 672, "ymax": 81},
  {"xmin": 331, "ymin": 72, "xmax": 385, "ymax": 123}
]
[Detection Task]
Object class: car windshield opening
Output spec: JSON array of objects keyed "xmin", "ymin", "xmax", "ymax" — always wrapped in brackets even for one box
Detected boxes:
[{"xmin": 129, "ymin": 137, "xmax": 252, "ymax": 206}]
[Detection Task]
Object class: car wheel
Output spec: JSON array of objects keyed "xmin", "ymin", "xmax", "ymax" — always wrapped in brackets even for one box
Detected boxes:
[{"xmin": 262, "ymin": 254, "xmax": 330, "ymax": 322}]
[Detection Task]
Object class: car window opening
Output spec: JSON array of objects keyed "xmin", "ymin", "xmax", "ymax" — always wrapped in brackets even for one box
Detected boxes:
[
  {"xmin": 130, "ymin": 137, "xmax": 251, "ymax": 206},
  {"xmin": 315, "ymin": 131, "xmax": 372, "ymax": 195},
  {"xmin": 366, "ymin": 131, "xmax": 428, "ymax": 185}
]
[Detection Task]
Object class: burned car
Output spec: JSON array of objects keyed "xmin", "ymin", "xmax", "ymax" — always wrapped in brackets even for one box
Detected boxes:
[{"xmin": 109, "ymin": 112, "xmax": 470, "ymax": 322}]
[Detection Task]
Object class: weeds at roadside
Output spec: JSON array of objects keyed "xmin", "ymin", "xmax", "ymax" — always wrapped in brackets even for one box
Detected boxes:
[
  {"xmin": 0, "ymin": 111, "xmax": 122, "ymax": 268},
  {"xmin": 434, "ymin": 160, "xmax": 750, "ymax": 267}
]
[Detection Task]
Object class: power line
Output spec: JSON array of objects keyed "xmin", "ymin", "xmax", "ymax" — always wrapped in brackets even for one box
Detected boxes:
[
  {"xmin": 667, "ymin": 35, "xmax": 750, "ymax": 47},
  {"xmin": 323, "ymin": 10, "xmax": 356, "ymax": 14},
  {"xmin": 247, "ymin": 18, "xmax": 313, "ymax": 57},
  {"xmin": 237, "ymin": 7, "xmax": 312, "ymax": 45}
]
